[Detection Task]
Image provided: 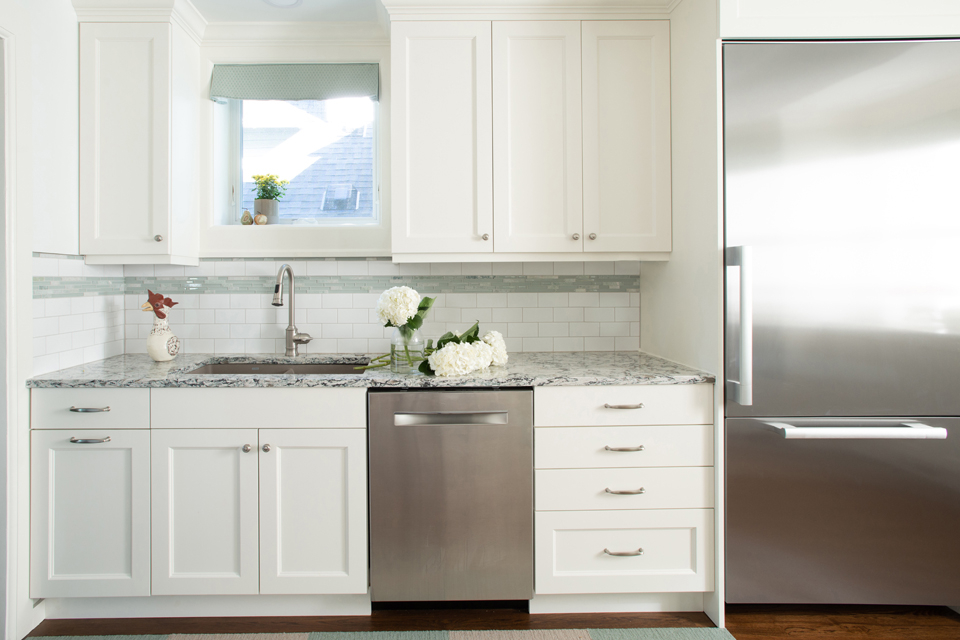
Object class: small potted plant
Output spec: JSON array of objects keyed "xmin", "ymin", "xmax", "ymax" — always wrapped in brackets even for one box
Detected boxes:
[{"xmin": 252, "ymin": 174, "xmax": 290, "ymax": 225}]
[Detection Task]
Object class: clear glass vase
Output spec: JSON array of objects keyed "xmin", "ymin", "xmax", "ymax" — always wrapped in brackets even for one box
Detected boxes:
[{"xmin": 390, "ymin": 327, "xmax": 425, "ymax": 374}]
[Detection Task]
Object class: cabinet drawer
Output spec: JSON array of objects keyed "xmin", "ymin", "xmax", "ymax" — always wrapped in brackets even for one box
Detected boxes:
[
  {"xmin": 536, "ymin": 467, "xmax": 714, "ymax": 511},
  {"xmin": 151, "ymin": 388, "xmax": 366, "ymax": 428},
  {"xmin": 31, "ymin": 388, "xmax": 150, "ymax": 430},
  {"xmin": 535, "ymin": 425, "xmax": 712, "ymax": 469},
  {"xmin": 534, "ymin": 385, "xmax": 713, "ymax": 427},
  {"xmin": 535, "ymin": 509, "xmax": 714, "ymax": 594}
]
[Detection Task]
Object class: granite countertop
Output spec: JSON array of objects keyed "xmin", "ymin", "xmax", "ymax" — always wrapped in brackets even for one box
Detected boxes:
[{"xmin": 27, "ymin": 351, "xmax": 715, "ymax": 389}]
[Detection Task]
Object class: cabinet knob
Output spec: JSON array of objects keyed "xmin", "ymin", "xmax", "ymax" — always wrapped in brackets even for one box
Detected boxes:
[
  {"xmin": 154, "ymin": 235, "xmax": 163, "ymax": 242},
  {"xmin": 572, "ymin": 233, "xmax": 580, "ymax": 241},
  {"xmin": 482, "ymin": 233, "xmax": 490, "ymax": 241},
  {"xmin": 262, "ymin": 444, "xmax": 271, "ymax": 453},
  {"xmin": 242, "ymin": 444, "xmax": 252, "ymax": 453},
  {"xmin": 589, "ymin": 233, "xmax": 597, "ymax": 240}
]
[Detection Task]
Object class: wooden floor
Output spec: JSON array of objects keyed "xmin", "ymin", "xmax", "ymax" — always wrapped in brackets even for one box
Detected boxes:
[{"xmin": 28, "ymin": 605, "xmax": 960, "ymax": 639}]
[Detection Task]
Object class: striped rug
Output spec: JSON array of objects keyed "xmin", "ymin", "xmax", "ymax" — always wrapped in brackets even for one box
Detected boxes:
[{"xmin": 35, "ymin": 630, "xmax": 736, "ymax": 640}]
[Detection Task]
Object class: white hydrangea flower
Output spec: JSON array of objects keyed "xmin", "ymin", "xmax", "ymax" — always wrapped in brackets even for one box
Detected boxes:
[
  {"xmin": 376, "ymin": 286, "xmax": 421, "ymax": 327},
  {"xmin": 482, "ymin": 330, "xmax": 508, "ymax": 366},
  {"xmin": 429, "ymin": 341, "xmax": 494, "ymax": 377}
]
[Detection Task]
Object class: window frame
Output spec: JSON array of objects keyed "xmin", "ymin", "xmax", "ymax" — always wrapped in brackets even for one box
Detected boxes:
[{"xmin": 228, "ymin": 97, "xmax": 381, "ymax": 227}]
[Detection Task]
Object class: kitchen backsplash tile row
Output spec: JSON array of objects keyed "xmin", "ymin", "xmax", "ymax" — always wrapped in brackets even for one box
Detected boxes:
[
  {"xmin": 33, "ymin": 255, "xmax": 642, "ymax": 373},
  {"xmin": 32, "ymin": 294, "xmax": 125, "ymax": 376}
]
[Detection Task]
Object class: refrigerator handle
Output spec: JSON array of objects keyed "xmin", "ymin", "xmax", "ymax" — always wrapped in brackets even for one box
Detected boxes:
[{"xmin": 725, "ymin": 246, "xmax": 753, "ymax": 405}]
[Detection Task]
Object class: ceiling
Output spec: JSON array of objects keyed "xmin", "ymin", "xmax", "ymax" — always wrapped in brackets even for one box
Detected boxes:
[{"xmin": 190, "ymin": 0, "xmax": 381, "ymax": 23}]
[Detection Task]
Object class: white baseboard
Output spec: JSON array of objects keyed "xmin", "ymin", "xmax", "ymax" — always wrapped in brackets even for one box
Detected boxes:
[
  {"xmin": 44, "ymin": 593, "xmax": 372, "ymax": 619},
  {"xmin": 529, "ymin": 592, "xmax": 705, "ymax": 614}
]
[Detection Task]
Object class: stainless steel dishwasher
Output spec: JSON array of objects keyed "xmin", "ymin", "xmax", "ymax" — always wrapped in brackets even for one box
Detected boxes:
[{"xmin": 368, "ymin": 389, "xmax": 533, "ymax": 602}]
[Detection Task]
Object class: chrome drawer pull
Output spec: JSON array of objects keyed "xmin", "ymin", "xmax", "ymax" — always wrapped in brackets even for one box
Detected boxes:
[
  {"xmin": 69, "ymin": 406, "xmax": 111, "ymax": 413},
  {"xmin": 604, "ymin": 445, "xmax": 645, "ymax": 452},
  {"xmin": 604, "ymin": 547, "xmax": 644, "ymax": 557},
  {"xmin": 603, "ymin": 403, "xmax": 644, "ymax": 410},
  {"xmin": 69, "ymin": 436, "xmax": 111, "ymax": 444},
  {"xmin": 605, "ymin": 487, "xmax": 645, "ymax": 495}
]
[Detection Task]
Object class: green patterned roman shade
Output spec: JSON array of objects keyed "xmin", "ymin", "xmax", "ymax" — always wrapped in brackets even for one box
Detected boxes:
[{"xmin": 209, "ymin": 63, "xmax": 379, "ymax": 102}]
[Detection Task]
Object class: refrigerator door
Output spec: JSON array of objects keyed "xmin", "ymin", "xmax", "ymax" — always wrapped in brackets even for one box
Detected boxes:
[
  {"xmin": 726, "ymin": 417, "xmax": 960, "ymax": 604},
  {"xmin": 723, "ymin": 41, "xmax": 960, "ymax": 418}
]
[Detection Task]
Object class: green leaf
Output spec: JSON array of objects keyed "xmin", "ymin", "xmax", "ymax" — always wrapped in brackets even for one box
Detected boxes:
[
  {"xmin": 435, "ymin": 331, "xmax": 458, "ymax": 350},
  {"xmin": 418, "ymin": 297, "xmax": 436, "ymax": 313},
  {"xmin": 426, "ymin": 338, "xmax": 434, "ymax": 351},
  {"xmin": 459, "ymin": 321, "xmax": 480, "ymax": 343},
  {"xmin": 407, "ymin": 315, "xmax": 423, "ymax": 330},
  {"xmin": 418, "ymin": 360, "xmax": 435, "ymax": 376}
]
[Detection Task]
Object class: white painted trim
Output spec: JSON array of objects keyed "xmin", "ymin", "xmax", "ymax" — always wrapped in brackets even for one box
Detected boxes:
[
  {"xmin": 529, "ymin": 592, "xmax": 704, "ymax": 614},
  {"xmin": 44, "ymin": 593, "xmax": 372, "ymax": 619},
  {"xmin": 392, "ymin": 252, "xmax": 670, "ymax": 262},
  {"xmin": 381, "ymin": 0, "xmax": 681, "ymax": 19},
  {"xmin": 201, "ymin": 22, "xmax": 389, "ymax": 46},
  {"xmin": 71, "ymin": 0, "xmax": 206, "ymax": 45},
  {"xmin": 83, "ymin": 253, "xmax": 199, "ymax": 266}
]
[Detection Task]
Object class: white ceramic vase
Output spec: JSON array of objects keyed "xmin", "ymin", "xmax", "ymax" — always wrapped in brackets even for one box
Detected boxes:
[
  {"xmin": 146, "ymin": 315, "xmax": 180, "ymax": 362},
  {"xmin": 255, "ymin": 198, "xmax": 280, "ymax": 225}
]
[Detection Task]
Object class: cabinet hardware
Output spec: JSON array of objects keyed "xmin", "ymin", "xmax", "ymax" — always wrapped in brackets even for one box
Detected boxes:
[
  {"xmin": 69, "ymin": 436, "xmax": 112, "ymax": 444},
  {"xmin": 604, "ymin": 547, "xmax": 644, "ymax": 557},
  {"xmin": 589, "ymin": 233, "xmax": 597, "ymax": 240},
  {"xmin": 482, "ymin": 233, "xmax": 490, "ymax": 241},
  {"xmin": 262, "ymin": 444, "xmax": 272, "ymax": 453},
  {"xmin": 572, "ymin": 233, "xmax": 580, "ymax": 240},
  {"xmin": 604, "ymin": 445, "xmax": 645, "ymax": 452},
  {"xmin": 242, "ymin": 444, "xmax": 252, "ymax": 453},
  {"xmin": 605, "ymin": 487, "xmax": 645, "ymax": 495},
  {"xmin": 154, "ymin": 235, "xmax": 163, "ymax": 242},
  {"xmin": 69, "ymin": 406, "xmax": 111, "ymax": 413},
  {"xmin": 603, "ymin": 403, "xmax": 644, "ymax": 410}
]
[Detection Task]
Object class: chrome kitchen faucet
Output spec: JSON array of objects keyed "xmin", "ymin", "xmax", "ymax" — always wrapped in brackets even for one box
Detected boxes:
[{"xmin": 272, "ymin": 264, "xmax": 313, "ymax": 357}]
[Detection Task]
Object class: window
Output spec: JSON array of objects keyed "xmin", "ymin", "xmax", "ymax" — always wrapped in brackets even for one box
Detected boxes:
[
  {"xmin": 236, "ymin": 97, "xmax": 378, "ymax": 225},
  {"xmin": 210, "ymin": 63, "xmax": 380, "ymax": 227}
]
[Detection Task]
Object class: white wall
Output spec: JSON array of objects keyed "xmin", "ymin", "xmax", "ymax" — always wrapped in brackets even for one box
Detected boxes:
[
  {"xmin": 641, "ymin": 0, "xmax": 721, "ymax": 376},
  {"xmin": 29, "ymin": 0, "xmax": 80, "ymax": 255}
]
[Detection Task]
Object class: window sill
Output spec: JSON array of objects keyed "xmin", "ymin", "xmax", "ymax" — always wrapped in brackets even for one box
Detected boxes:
[{"xmin": 199, "ymin": 221, "xmax": 391, "ymax": 258}]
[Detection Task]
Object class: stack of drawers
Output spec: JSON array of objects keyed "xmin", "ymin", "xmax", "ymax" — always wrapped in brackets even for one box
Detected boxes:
[{"xmin": 533, "ymin": 385, "xmax": 715, "ymax": 595}]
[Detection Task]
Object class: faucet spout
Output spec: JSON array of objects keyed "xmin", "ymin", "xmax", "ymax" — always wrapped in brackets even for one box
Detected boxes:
[{"xmin": 272, "ymin": 264, "xmax": 312, "ymax": 356}]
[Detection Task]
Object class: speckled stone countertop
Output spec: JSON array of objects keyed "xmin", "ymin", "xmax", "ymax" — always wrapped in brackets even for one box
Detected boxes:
[{"xmin": 27, "ymin": 352, "xmax": 715, "ymax": 389}]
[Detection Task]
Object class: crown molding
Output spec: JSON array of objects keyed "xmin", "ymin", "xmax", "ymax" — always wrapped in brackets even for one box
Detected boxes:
[
  {"xmin": 72, "ymin": 0, "xmax": 207, "ymax": 44},
  {"xmin": 380, "ymin": 0, "xmax": 682, "ymax": 19},
  {"xmin": 201, "ymin": 21, "xmax": 389, "ymax": 47}
]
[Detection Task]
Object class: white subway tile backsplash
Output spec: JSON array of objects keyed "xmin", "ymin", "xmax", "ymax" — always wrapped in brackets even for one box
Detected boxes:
[
  {"xmin": 554, "ymin": 307, "xmax": 584, "ymax": 323},
  {"xmin": 230, "ymin": 324, "xmax": 261, "ymax": 339},
  {"xmin": 570, "ymin": 322, "xmax": 600, "ymax": 337},
  {"xmin": 57, "ymin": 260, "xmax": 83, "ymax": 277},
  {"xmin": 476, "ymin": 293, "xmax": 507, "ymax": 308},
  {"xmin": 584, "ymin": 337, "xmax": 616, "ymax": 351},
  {"xmin": 492, "ymin": 307, "xmax": 523, "ymax": 323},
  {"xmin": 243, "ymin": 261, "xmax": 277, "ymax": 276},
  {"xmin": 523, "ymin": 337, "xmax": 554, "ymax": 352},
  {"xmin": 216, "ymin": 309, "xmax": 246, "ymax": 325},
  {"xmin": 584, "ymin": 262, "xmax": 615, "ymax": 276},
  {"xmin": 568, "ymin": 292, "xmax": 599, "ymax": 307},
  {"xmin": 523, "ymin": 262, "xmax": 553, "ymax": 276},
  {"xmin": 600, "ymin": 322, "xmax": 631, "ymax": 337},
  {"xmin": 523, "ymin": 308, "xmax": 553, "ymax": 323},
  {"xmin": 553, "ymin": 262, "xmax": 584, "ymax": 276},
  {"xmin": 430, "ymin": 263, "xmax": 462, "ymax": 276},
  {"xmin": 338, "ymin": 309, "xmax": 368, "ymax": 325},
  {"xmin": 584, "ymin": 307, "xmax": 615, "ymax": 322},
  {"xmin": 508, "ymin": 323, "xmax": 538, "ymax": 338},
  {"xmin": 539, "ymin": 323, "xmax": 570, "ymax": 337},
  {"xmin": 337, "ymin": 261, "xmax": 369, "ymax": 276},
  {"xmin": 614, "ymin": 261, "xmax": 641, "ymax": 276},
  {"xmin": 214, "ymin": 261, "xmax": 245, "ymax": 277},
  {"xmin": 322, "ymin": 293, "xmax": 354, "ymax": 308},
  {"xmin": 306, "ymin": 260, "xmax": 338, "ymax": 276},
  {"xmin": 507, "ymin": 293, "xmax": 538, "ymax": 308},
  {"xmin": 461, "ymin": 263, "xmax": 493, "ymax": 276},
  {"xmin": 338, "ymin": 339, "xmax": 368, "ymax": 353},
  {"xmin": 155, "ymin": 265, "xmax": 186, "ymax": 277},
  {"xmin": 599, "ymin": 292, "xmax": 630, "ymax": 307},
  {"xmin": 215, "ymin": 338, "xmax": 245, "ymax": 354},
  {"xmin": 491, "ymin": 262, "xmax": 523, "ymax": 275}
]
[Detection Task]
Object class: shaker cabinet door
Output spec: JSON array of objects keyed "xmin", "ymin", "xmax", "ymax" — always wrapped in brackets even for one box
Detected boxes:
[
  {"xmin": 392, "ymin": 21, "xmax": 494, "ymax": 254},
  {"xmin": 493, "ymin": 21, "xmax": 583, "ymax": 254},
  {"xmin": 258, "ymin": 429, "xmax": 368, "ymax": 594},
  {"xmin": 582, "ymin": 21, "xmax": 672, "ymax": 253},
  {"xmin": 30, "ymin": 429, "xmax": 151, "ymax": 598},
  {"xmin": 151, "ymin": 429, "xmax": 260, "ymax": 595}
]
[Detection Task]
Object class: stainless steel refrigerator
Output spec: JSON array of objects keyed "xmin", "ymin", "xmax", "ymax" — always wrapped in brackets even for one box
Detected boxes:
[{"xmin": 723, "ymin": 40, "xmax": 960, "ymax": 605}]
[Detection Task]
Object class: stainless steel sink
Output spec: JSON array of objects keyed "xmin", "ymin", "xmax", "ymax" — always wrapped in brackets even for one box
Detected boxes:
[{"xmin": 187, "ymin": 363, "xmax": 367, "ymax": 375}]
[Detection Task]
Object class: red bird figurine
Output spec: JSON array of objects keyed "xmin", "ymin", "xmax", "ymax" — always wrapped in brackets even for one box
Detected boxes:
[{"xmin": 141, "ymin": 290, "xmax": 180, "ymax": 361}]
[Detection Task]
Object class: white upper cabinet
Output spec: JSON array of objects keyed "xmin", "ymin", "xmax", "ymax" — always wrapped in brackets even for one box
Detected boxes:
[
  {"xmin": 79, "ymin": 21, "xmax": 199, "ymax": 266},
  {"xmin": 392, "ymin": 21, "xmax": 494, "ymax": 254},
  {"xmin": 582, "ymin": 21, "xmax": 671, "ymax": 253},
  {"xmin": 390, "ymin": 18, "xmax": 672, "ymax": 261},
  {"xmin": 493, "ymin": 21, "xmax": 583, "ymax": 254}
]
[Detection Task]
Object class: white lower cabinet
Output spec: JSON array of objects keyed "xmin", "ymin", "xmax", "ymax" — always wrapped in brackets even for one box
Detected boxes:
[
  {"xmin": 151, "ymin": 429, "xmax": 261, "ymax": 595},
  {"xmin": 151, "ymin": 428, "xmax": 368, "ymax": 596},
  {"xmin": 535, "ymin": 509, "xmax": 714, "ymax": 594},
  {"xmin": 30, "ymin": 429, "xmax": 151, "ymax": 598}
]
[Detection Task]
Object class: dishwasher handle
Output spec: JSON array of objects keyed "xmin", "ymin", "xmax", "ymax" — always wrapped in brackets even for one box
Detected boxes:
[
  {"xmin": 394, "ymin": 410, "xmax": 509, "ymax": 426},
  {"xmin": 764, "ymin": 421, "xmax": 947, "ymax": 440}
]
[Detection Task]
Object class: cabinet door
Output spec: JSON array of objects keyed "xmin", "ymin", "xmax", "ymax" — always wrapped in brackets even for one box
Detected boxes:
[
  {"xmin": 493, "ymin": 21, "xmax": 582, "ymax": 253},
  {"xmin": 80, "ymin": 23, "xmax": 171, "ymax": 258},
  {"xmin": 151, "ymin": 429, "xmax": 260, "ymax": 595},
  {"xmin": 582, "ymin": 21, "xmax": 671, "ymax": 252},
  {"xmin": 30, "ymin": 429, "xmax": 150, "ymax": 598},
  {"xmin": 259, "ymin": 429, "xmax": 368, "ymax": 594},
  {"xmin": 392, "ymin": 21, "xmax": 494, "ymax": 254}
]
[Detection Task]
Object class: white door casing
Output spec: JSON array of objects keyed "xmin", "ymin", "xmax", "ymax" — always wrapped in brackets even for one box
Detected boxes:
[
  {"xmin": 258, "ymin": 429, "xmax": 368, "ymax": 595},
  {"xmin": 493, "ymin": 21, "xmax": 583, "ymax": 253},
  {"xmin": 30, "ymin": 429, "xmax": 151, "ymax": 598},
  {"xmin": 151, "ymin": 429, "xmax": 260, "ymax": 595},
  {"xmin": 582, "ymin": 21, "xmax": 672, "ymax": 252}
]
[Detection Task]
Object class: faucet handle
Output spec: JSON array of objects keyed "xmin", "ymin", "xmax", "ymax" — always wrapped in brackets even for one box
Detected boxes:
[{"xmin": 293, "ymin": 333, "xmax": 313, "ymax": 344}]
